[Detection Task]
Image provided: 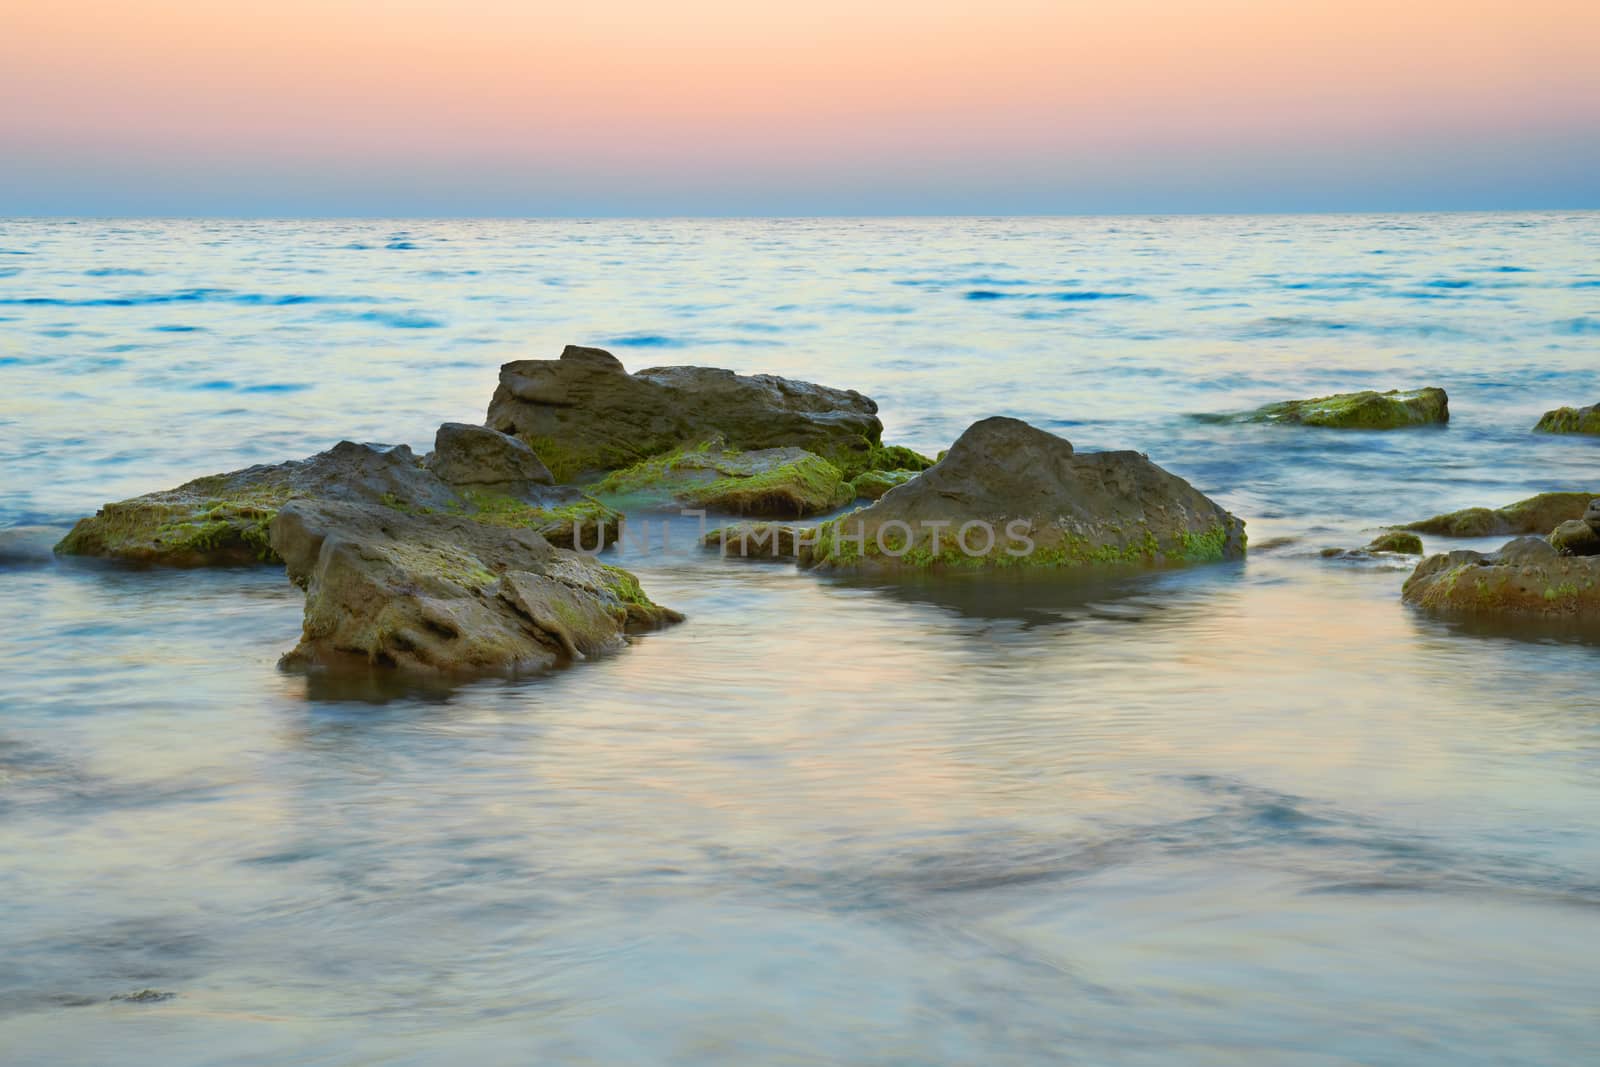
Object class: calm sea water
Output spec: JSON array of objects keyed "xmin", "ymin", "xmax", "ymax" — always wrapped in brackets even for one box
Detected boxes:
[{"xmin": 2, "ymin": 215, "xmax": 1599, "ymax": 1065}]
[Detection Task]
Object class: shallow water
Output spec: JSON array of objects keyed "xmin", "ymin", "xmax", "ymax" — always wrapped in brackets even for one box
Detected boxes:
[{"xmin": 2, "ymin": 215, "xmax": 1599, "ymax": 1065}]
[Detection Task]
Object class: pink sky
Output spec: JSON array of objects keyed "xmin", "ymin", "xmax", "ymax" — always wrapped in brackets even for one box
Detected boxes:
[{"xmin": 3, "ymin": 0, "xmax": 1597, "ymax": 214}]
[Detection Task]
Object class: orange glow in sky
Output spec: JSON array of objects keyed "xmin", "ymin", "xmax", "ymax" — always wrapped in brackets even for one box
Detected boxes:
[{"xmin": 2, "ymin": 0, "xmax": 1596, "ymax": 214}]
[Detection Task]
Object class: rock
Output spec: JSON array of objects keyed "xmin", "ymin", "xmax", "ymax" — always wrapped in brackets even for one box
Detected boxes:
[
  {"xmin": 1550, "ymin": 519, "xmax": 1600, "ymax": 557},
  {"xmin": 1224, "ymin": 387, "xmax": 1449, "ymax": 429},
  {"xmin": 54, "ymin": 441, "xmax": 453, "ymax": 567},
  {"xmin": 484, "ymin": 345, "xmax": 893, "ymax": 479},
  {"xmin": 1367, "ymin": 531, "xmax": 1424, "ymax": 555},
  {"xmin": 1319, "ymin": 531, "xmax": 1424, "ymax": 559},
  {"xmin": 801, "ymin": 416, "xmax": 1246, "ymax": 572},
  {"xmin": 270, "ymin": 498, "xmax": 680, "ymax": 677},
  {"xmin": 702, "ymin": 522, "xmax": 805, "ymax": 560},
  {"xmin": 848, "ymin": 469, "xmax": 919, "ymax": 501},
  {"xmin": 592, "ymin": 441, "xmax": 854, "ymax": 518},
  {"xmin": 1533, "ymin": 402, "xmax": 1600, "ymax": 435},
  {"xmin": 426, "ymin": 423, "xmax": 553, "ymax": 491},
  {"xmin": 1401, "ymin": 491, "xmax": 1599, "ymax": 538},
  {"xmin": 1589, "ymin": 499, "xmax": 1600, "ymax": 534},
  {"xmin": 1402, "ymin": 536, "xmax": 1600, "ymax": 620},
  {"xmin": 56, "ymin": 438, "xmax": 622, "ymax": 566}
]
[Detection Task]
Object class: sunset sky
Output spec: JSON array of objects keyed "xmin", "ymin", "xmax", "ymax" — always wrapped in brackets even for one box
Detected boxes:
[{"xmin": 3, "ymin": 0, "xmax": 1597, "ymax": 216}]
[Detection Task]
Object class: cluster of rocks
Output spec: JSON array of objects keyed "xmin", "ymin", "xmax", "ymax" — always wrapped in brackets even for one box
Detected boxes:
[{"xmin": 47, "ymin": 350, "xmax": 1600, "ymax": 681}]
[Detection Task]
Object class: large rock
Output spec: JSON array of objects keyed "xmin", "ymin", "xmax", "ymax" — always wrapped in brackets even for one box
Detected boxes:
[
  {"xmin": 1534, "ymin": 402, "xmax": 1600, "ymax": 435},
  {"xmin": 1402, "ymin": 536, "xmax": 1600, "ymax": 620},
  {"xmin": 801, "ymin": 417, "xmax": 1246, "ymax": 572},
  {"xmin": 56, "ymin": 438, "xmax": 620, "ymax": 566},
  {"xmin": 485, "ymin": 345, "xmax": 893, "ymax": 479},
  {"xmin": 1400, "ymin": 492, "xmax": 1599, "ymax": 538},
  {"xmin": 592, "ymin": 442, "xmax": 854, "ymax": 518},
  {"xmin": 271, "ymin": 498, "xmax": 680, "ymax": 677},
  {"xmin": 1222, "ymin": 387, "xmax": 1448, "ymax": 429}
]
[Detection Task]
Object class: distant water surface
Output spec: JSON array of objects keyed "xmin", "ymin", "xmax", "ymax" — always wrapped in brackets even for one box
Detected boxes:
[{"xmin": 1, "ymin": 215, "xmax": 1599, "ymax": 1065}]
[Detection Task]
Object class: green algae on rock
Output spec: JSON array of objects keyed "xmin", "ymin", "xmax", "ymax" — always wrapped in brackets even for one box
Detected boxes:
[
  {"xmin": 484, "ymin": 344, "xmax": 897, "ymax": 480},
  {"xmin": 802, "ymin": 416, "xmax": 1245, "ymax": 574},
  {"xmin": 1223, "ymin": 387, "xmax": 1449, "ymax": 429},
  {"xmin": 1320, "ymin": 530, "xmax": 1424, "ymax": 560},
  {"xmin": 271, "ymin": 498, "xmax": 681, "ymax": 678},
  {"xmin": 593, "ymin": 442, "xmax": 855, "ymax": 517},
  {"xmin": 1533, "ymin": 402, "xmax": 1600, "ymax": 435},
  {"xmin": 54, "ymin": 440, "xmax": 456, "ymax": 567},
  {"xmin": 1401, "ymin": 491, "xmax": 1599, "ymax": 538},
  {"xmin": 847, "ymin": 468, "xmax": 920, "ymax": 501},
  {"xmin": 1402, "ymin": 536, "xmax": 1600, "ymax": 620},
  {"xmin": 56, "ymin": 434, "xmax": 624, "ymax": 566},
  {"xmin": 1549, "ymin": 518, "xmax": 1600, "ymax": 557}
]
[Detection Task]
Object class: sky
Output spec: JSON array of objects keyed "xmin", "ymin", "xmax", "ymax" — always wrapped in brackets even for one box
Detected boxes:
[{"xmin": 2, "ymin": 0, "xmax": 1597, "ymax": 216}]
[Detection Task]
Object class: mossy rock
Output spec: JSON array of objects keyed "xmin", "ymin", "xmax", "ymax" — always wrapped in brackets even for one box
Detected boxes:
[
  {"xmin": 593, "ymin": 442, "xmax": 854, "ymax": 517},
  {"xmin": 486, "ymin": 346, "xmax": 890, "ymax": 481},
  {"xmin": 1403, "ymin": 536, "xmax": 1600, "ymax": 620},
  {"xmin": 848, "ymin": 469, "xmax": 920, "ymax": 501},
  {"xmin": 1402, "ymin": 491, "xmax": 1599, "ymax": 537},
  {"xmin": 459, "ymin": 490, "xmax": 621, "ymax": 551},
  {"xmin": 1533, "ymin": 402, "xmax": 1600, "ymax": 435},
  {"xmin": 1367, "ymin": 531, "xmax": 1424, "ymax": 555},
  {"xmin": 1549, "ymin": 519, "xmax": 1600, "ymax": 557},
  {"xmin": 1228, "ymin": 387, "xmax": 1449, "ymax": 429},
  {"xmin": 804, "ymin": 417, "xmax": 1246, "ymax": 574}
]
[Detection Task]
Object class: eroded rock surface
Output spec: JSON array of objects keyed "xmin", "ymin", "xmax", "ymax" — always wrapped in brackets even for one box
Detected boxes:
[
  {"xmin": 271, "ymin": 498, "xmax": 680, "ymax": 677},
  {"xmin": 1402, "ymin": 536, "xmax": 1600, "ymax": 620},
  {"xmin": 485, "ymin": 345, "xmax": 892, "ymax": 479}
]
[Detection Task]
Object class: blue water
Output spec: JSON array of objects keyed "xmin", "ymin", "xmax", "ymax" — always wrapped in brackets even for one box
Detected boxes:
[{"xmin": 2, "ymin": 215, "xmax": 1599, "ymax": 1065}]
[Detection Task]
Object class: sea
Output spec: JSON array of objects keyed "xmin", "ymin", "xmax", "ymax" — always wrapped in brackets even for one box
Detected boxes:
[{"xmin": 1, "ymin": 214, "xmax": 1598, "ymax": 1065}]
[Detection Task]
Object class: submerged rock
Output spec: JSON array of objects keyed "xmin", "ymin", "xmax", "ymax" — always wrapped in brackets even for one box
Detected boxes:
[
  {"xmin": 1223, "ymin": 387, "xmax": 1449, "ymax": 429},
  {"xmin": 1533, "ymin": 402, "xmax": 1600, "ymax": 435},
  {"xmin": 271, "ymin": 498, "xmax": 680, "ymax": 677},
  {"xmin": 484, "ymin": 344, "xmax": 900, "ymax": 479},
  {"xmin": 1400, "ymin": 491, "xmax": 1598, "ymax": 538},
  {"xmin": 1321, "ymin": 531, "xmax": 1425, "ymax": 559},
  {"xmin": 801, "ymin": 416, "xmax": 1246, "ymax": 573},
  {"xmin": 1402, "ymin": 536, "xmax": 1600, "ymax": 620},
  {"xmin": 593, "ymin": 442, "xmax": 854, "ymax": 518},
  {"xmin": 702, "ymin": 522, "xmax": 805, "ymax": 560},
  {"xmin": 0, "ymin": 526, "xmax": 68, "ymax": 567}
]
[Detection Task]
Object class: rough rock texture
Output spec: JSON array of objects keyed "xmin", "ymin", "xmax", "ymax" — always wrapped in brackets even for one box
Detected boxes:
[
  {"xmin": 1228, "ymin": 388, "xmax": 1449, "ymax": 429},
  {"xmin": 593, "ymin": 442, "xmax": 854, "ymax": 518},
  {"xmin": 1550, "ymin": 519, "xmax": 1600, "ymax": 557},
  {"xmin": 1534, "ymin": 402, "xmax": 1600, "ymax": 435},
  {"xmin": 485, "ymin": 345, "xmax": 890, "ymax": 479},
  {"xmin": 426, "ymin": 422, "xmax": 553, "ymax": 491},
  {"xmin": 56, "ymin": 438, "xmax": 621, "ymax": 565},
  {"xmin": 1400, "ymin": 492, "xmax": 1599, "ymax": 538},
  {"xmin": 702, "ymin": 522, "xmax": 805, "ymax": 560},
  {"xmin": 848, "ymin": 469, "xmax": 919, "ymax": 501},
  {"xmin": 271, "ymin": 498, "xmax": 680, "ymax": 677},
  {"xmin": 1402, "ymin": 536, "xmax": 1600, "ymax": 620},
  {"xmin": 802, "ymin": 416, "xmax": 1246, "ymax": 573}
]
